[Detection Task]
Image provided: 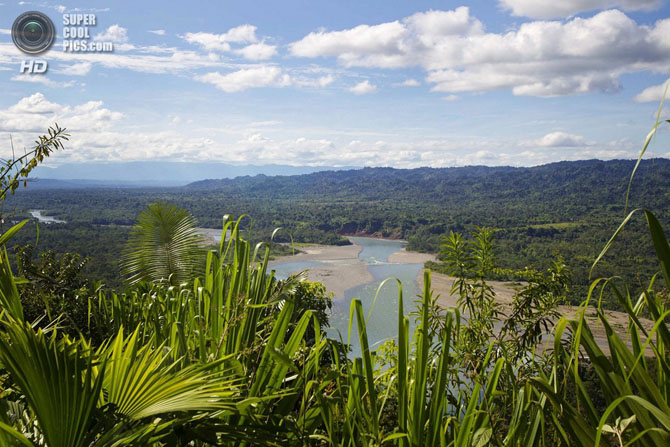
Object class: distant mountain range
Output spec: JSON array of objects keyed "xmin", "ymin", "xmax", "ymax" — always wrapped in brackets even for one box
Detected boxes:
[
  {"xmin": 32, "ymin": 162, "xmax": 355, "ymax": 187},
  {"xmin": 29, "ymin": 159, "xmax": 670, "ymax": 200},
  {"xmin": 185, "ymin": 158, "xmax": 670, "ymax": 205}
]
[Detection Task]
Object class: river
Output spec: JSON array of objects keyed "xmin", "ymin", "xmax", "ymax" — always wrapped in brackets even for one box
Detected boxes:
[
  {"xmin": 26, "ymin": 214, "xmax": 422, "ymax": 354},
  {"xmin": 29, "ymin": 210, "xmax": 67, "ymax": 224},
  {"xmin": 271, "ymin": 237, "xmax": 423, "ymax": 357}
]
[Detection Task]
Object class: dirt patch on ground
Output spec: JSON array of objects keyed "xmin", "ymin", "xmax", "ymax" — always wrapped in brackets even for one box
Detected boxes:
[{"xmin": 421, "ymin": 268, "xmax": 655, "ymax": 354}]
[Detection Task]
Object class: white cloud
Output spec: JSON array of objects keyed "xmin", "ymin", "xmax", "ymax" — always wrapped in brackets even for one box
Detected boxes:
[
  {"xmin": 315, "ymin": 75, "xmax": 334, "ymax": 87},
  {"xmin": 290, "ymin": 8, "xmax": 670, "ymax": 97},
  {"xmin": 195, "ymin": 66, "xmax": 291, "ymax": 92},
  {"xmin": 68, "ymin": 7, "xmax": 110, "ymax": 13},
  {"xmin": 292, "ymin": 74, "xmax": 335, "ymax": 88},
  {"xmin": 0, "ymin": 41, "xmax": 241, "ymax": 74},
  {"xmin": 399, "ymin": 78, "xmax": 420, "ymax": 87},
  {"xmin": 526, "ymin": 132, "xmax": 587, "ymax": 147},
  {"xmin": 0, "ymin": 93, "xmax": 122, "ymax": 133},
  {"xmin": 183, "ymin": 25, "xmax": 258, "ymax": 52},
  {"xmin": 234, "ymin": 42, "xmax": 277, "ymax": 60},
  {"xmin": 148, "ymin": 29, "xmax": 166, "ymax": 36},
  {"xmin": 442, "ymin": 95, "xmax": 459, "ymax": 101},
  {"xmin": 499, "ymin": 0, "xmax": 660, "ymax": 19},
  {"xmin": 633, "ymin": 81, "xmax": 670, "ymax": 103},
  {"xmin": 290, "ymin": 7, "xmax": 484, "ymax": 68},
  {"xmin": 94, "ymin": 25, "xmax": 129, "ymax": 43},
  {"xmin": 58, "ymin": 62, "xmax": 93, "ymax": 76},
  {"xmin": 183, "ymin": 33, "xmax": 230, "ymax": 52},
  {"xmin": 349, "ymin": 80, "xmax": 376, "ymax": 94},
  {"xmin": 0, "ymin": 29, "xmax": 10, "ymax": 35},
  {"xmin": 220, "ymin": 25, "xmax": 258, "ymax": 43},
  {"xmin": 55, "ymin": 4, "xmax": 66, "ymax": 13},
  {"xmin": 0, "ymin": 94, "xmax": 649, "ymax": 167},
  {"xmin": 195, "ymin": 67, "xmax": 333, "ymax": 92},
  {"xmin": 10, "ymin": 75, "xmax": 75, "ymax": 88},
  {"xmin": 290, "ymin": 20, "xmax": 409, "ymax": 66}
]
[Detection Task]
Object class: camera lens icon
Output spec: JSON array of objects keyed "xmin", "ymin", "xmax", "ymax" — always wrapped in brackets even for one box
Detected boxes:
[{"xmin": 12, "ymin": 11, "xmax": 55, "ymax": 54}]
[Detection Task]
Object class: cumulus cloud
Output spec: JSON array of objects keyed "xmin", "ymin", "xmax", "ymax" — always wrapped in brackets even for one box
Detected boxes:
[
  {"xmin": 499, "ymin": 0, "xmax": 661, "ymax": 19},
  {"xmin": 289, "ymin": 8, "xmax": 670, "ymax": 97},
  {"xmin": 148, "ymin": 29, "xmax": 166, "ymax": 36},
  {"xmin": 525, "ymin": 132, "xmax": 587, "ymax": 147},
  {"xmin": 0, "ymin": 93, "xmax": 122, "ymax": 133},
  {"xmin": 94, "ymin": 25, "xmax": 129, "ymax": 43},
  {"xmin": 349, "ymin": 80, "xmax": 377, "ymax": 94},
  {"xmin": 633, "ymin": 81, "xmax": 670, "ymax": 103},
  {"xmin": 0, "ymin": 94, "xmax": 647, "ymax": 167},
  {"xmin": 290, "ymin": 7, "xmax": 484, "ymax": 67},
  {"xmin": 194, "ymin": 66, "xmax": 291, "ymax": 92},
  {"xmin": 234, "ymin": 42, "xmax": 277, "ymax": 60},
  {"xmin": 0, "ymin": 94, "xmax": 211, "ymax": 163},
  {"xmin": 183, "ymin": 25, "xmax": 258, "ymax": 52}
]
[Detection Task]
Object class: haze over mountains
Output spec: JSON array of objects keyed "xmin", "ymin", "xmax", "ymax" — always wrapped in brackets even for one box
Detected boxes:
[
  {"xmin": 31, "ymin": 158, "xmax": 670, "ymax": 191},
  {"xmin": 32, "ymin": 162, "xmax": 353, "ymax": 187}
]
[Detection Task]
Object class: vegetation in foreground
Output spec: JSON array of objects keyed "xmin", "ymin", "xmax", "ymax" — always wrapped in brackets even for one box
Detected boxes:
[{"xmin": 0, "ymin": 122, "xmax": 668, "ymax": 446}]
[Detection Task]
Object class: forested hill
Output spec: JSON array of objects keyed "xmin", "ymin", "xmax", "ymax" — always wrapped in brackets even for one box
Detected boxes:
[
  {"xmin": 186, "ymin": 158, "xmax": 670, "ymax": 210},
  {"xmin": 7, "ymin": 158, "xmax": 670, "ymax": 304}
]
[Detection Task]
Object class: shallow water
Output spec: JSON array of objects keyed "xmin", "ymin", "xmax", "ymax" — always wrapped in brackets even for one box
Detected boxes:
[
  {"xmin": 271, "ymin": 260, "xmax": 324, "ymax": 278},
  {"xmin": 272, "ymin": 237, "xmax": 424, "ymax": 357},
  {"xmin": 29, "ymin": 210, "xmax": 66, "ymax": 224}
]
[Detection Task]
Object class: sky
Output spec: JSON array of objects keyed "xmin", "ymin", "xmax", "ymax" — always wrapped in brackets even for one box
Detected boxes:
[{"xmin": 1, "ymin": 0, "xmax": 670, "ymax": 168}]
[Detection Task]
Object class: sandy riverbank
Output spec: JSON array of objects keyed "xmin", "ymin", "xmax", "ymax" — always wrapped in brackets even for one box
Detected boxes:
[
  {"xmin": 387, "ymin": 248, "xmax": 436, "ymax": 264},
  {"xmin": 270, "ymin": 241, "xmax": 653, "ymax": 352},
  {"xmin": 417, "ymin": 267, "xmax": 654, "ymax": 352},
  {"xmin": 269, "ymin": 243, "xmax": 373, "ymax": 298}
]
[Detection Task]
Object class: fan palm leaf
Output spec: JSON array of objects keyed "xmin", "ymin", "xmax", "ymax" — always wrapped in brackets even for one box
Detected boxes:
[
  {"xmin": 0, "ymin": 321, "xmax": 104, "ymax": 447},
  {"xmin": 120, "ymin": 202, "xmax": 204, "ymax": 285},
  {"xmin": 100, "ymin": 327, "xmax": 240, "ymax": 420}
]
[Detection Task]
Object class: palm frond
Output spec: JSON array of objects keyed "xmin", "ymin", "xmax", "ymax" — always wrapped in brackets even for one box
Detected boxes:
[
  {"xmin": 120, "ymin": 202, "xmax": 204, "ymax": 285},
  {"xmin": 0, "ymin": 321, "xmax": 103, "ymax": 447},
  {"xmin": 101, "ymin": 327, "xmax": 240, "ymax": 420}
]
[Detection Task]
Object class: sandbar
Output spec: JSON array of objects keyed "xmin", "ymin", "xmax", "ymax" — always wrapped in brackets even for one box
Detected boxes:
[{"xmin": 269, "ymin": 242, "xmax": 372, "ymax": 298}]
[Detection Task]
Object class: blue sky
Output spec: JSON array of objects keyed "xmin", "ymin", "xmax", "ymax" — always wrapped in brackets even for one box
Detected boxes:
[{"xmin": 1, "ymin": 0, "xmax": 670, "ymax": 167}]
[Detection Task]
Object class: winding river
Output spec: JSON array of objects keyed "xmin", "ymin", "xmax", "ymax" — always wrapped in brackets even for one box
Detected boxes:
[
  {"xmin": 29, "ymin": 210, "xmax": 67, "ymax": 224},
  {"xmin": 272, "ymin": 237, "xmax": 423, "ymax": 357},
  {"xmin": 27, "ymin": 213, "xmax": 423, "ymax": 355}
]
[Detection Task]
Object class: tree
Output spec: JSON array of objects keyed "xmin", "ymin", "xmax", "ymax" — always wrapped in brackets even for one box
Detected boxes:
[
  {"xmin": 0, "ymin": 124, "xmax": 68, "ymax": 201},
  {"xmin": 120, "ymin": 202, "xmax": 204, "ymax": 285}
]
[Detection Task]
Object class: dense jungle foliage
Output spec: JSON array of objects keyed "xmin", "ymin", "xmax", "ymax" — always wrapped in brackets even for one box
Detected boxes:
[
  {"xmin": 4, "ymin": 158, "xmax": 669, "ymax": 308},
  {"xmin": 0, "ymin": 123, "xmax": 669, "ymax": 446}
]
